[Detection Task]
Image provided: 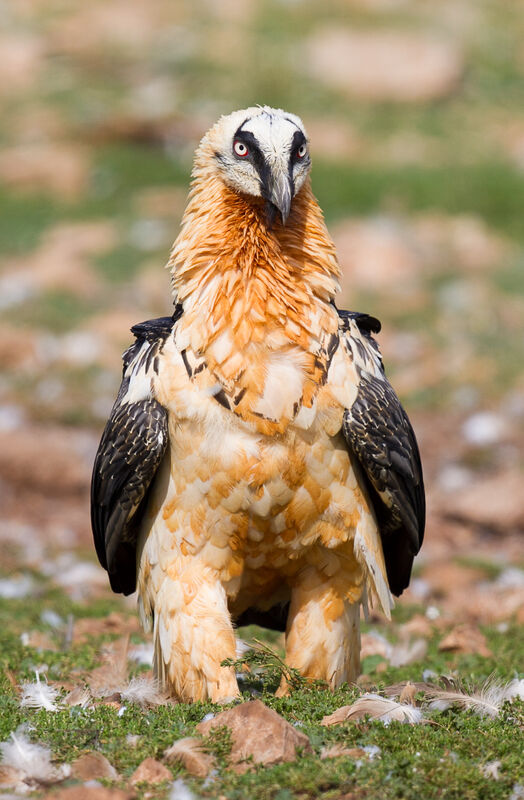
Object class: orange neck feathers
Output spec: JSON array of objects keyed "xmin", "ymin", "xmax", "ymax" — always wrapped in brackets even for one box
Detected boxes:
[{"xmin": 168, "ymin": 167, "xmax": 341, "ymax": 356}]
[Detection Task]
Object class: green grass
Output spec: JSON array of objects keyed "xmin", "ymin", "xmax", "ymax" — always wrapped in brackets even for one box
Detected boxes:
[
  {"xmin": 0, "ymin": 191, "xmax": 64, "ymax": 257},
  {"xmin": 4, "ymin": 290, "xmax": 95, "ymax": 333},
  {"xmin": 1, "ymin": 2, "xmax": 523, "ymax": 797},
  {"xmin": 0, "ymin": 588, "xmax": 522, "ymax": 799},
  {"xmin": 312, "ymin": 161, "xmax": 524, "ymax": 241},
  {"xmin": 95, "ymin": 243, "xmax": 147, "ymax": 283}
]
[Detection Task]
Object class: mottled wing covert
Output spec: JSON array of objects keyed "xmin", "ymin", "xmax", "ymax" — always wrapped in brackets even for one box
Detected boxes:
[
  {"xmin": 338, "ymin": 310, "xmax": 425, "ymax": 596},
  {"xmin": 91, "ymin": 310, "xmax": 181, "ymax": 595}
]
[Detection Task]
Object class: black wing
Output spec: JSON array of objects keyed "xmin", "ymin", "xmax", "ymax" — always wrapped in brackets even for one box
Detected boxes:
[
  {"xmin": 338, "ymin": 309, "xmax": 425, "ymax": 596},
  {"xmin": 91, "ymin": 308, "xmax": 181, "ymax": 595}
]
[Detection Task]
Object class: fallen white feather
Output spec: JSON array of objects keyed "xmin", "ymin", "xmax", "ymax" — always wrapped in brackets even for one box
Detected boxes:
[
  {"xmin": 0, "ymin": 731, "xmax": 69, "ymax": 783},
  {"xmin": 40, "ymin": 610, "xmax": 64, "ymax": 629},
  {"xmin": 495, "ymin": 567, "xmax": 524, "ymax": 589},
  {"xmin": 20, "ymin": 672, "xmax": 60, "ymax": 712},
  {"xmin": 322, "ymin": 693, "xmax": 424, "ymax": 726},
  {"xmin": 426, "ymin": 677, "xmax": 518, "ymax": 718},
  {"xmin": 202, "ymin": 768, "xmax": 219, "ymax": 787},
  {"xmin": 462, "ymin": 411, "xmax": 506, "ymax": 446},
  {"xmin": 128, "ymin": 643, "xmax": 154, "ymax": 666},
  {"xmin": 120, "ymin": 675, "xmax": 168, "ymax": 707},
  {"xmin": 0, "ymin": 576, "xmax": 35, "ymax": 600},
  {"xmin": 361, "ymin": 632, "xmax": 426, "ymax": 667},
  {"xmin": 41, "ymin": 555, "xmax": 106, "ymax": 599},
  {"xmin": 164, "ymin": 736, "xmax": 215, "ymax": 777},
  {"xmin": 504, "ymin": 678, "xmax": 524, "ymax": 701},
  {"xmin": 169, "ymin": 777, "xmax": 196, "ymax": 800},
  {"xmin": 481, "ymin": 760, "xmax": 502, "ymax": 780},
  {"xmin": 389, "ymin": 639, "xmax": 428, "ymax": 667}
]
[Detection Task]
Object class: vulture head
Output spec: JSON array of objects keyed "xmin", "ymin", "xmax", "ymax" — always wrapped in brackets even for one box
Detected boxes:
[{"xmin": 199, "ymin": 105, "xmax": 311, "ymax": 225}]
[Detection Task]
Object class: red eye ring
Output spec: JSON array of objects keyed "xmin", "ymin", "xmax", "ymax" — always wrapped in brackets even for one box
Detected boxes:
[
  {"xmin": 297, "ymin": 143, "xmax": 307, "ymax": 159},
  {"xmin": 233, "ymin": 140, "xmax": 249, "ymax": 157}
]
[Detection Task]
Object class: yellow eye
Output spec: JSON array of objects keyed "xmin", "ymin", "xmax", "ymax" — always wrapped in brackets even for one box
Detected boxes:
[
  {"xmin": 297, "ymin": 143, "xmax": 307, "ymax": 159},
  {"xmin": 233, "ymin": 140, "xmax": 249, "ymax": 157}
]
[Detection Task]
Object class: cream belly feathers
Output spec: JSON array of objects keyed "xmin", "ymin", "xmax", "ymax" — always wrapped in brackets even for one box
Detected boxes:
[{"xmin": 91, "ymin": 106, "xmax": 425, "ymax": 702}]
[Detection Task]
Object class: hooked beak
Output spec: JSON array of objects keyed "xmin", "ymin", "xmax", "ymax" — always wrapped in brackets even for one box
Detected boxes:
[{"xmin": 263, "ymin": 167, "xmax": 293, "ymax": 226}]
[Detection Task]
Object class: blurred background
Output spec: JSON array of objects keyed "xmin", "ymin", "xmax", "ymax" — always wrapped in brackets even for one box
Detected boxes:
[{"xmin": 0, "ymin": 0, "xmax": 522, "ymax": 630}]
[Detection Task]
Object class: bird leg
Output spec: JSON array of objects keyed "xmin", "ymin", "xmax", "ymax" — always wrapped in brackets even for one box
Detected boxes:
[
  {"xmin": 149, "ymin": 568, "xmax": 240, "ymax": 703},
  {"xmin": 277, "ymin": 567, "xmax": 360, "ymax": 695}
]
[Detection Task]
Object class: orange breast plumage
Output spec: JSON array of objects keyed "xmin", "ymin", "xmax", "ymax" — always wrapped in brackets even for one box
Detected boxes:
[{"xmin": 91, "ymin": 106, "xmax": 425, "ymax": 702}]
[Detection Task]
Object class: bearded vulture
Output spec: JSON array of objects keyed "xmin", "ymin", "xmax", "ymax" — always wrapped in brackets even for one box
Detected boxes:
[{"xmin": 91, "ymin": 106, "xmax": 425, "ymax": 702}]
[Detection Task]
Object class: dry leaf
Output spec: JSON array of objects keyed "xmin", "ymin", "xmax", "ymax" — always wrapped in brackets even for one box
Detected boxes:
[
  {"xmin": 438, "ymin": 625, "xmax": 492, "ymax": 657},
  {"xmin": 383, "ymin": 681, "xmax": 434, "ymax": 699},
  {"xmin": 360, "ymin": 632, "xmax": 389, "ymax": 660},
  {"xmin": 443, "ymin": 469, "xmax": 524, "ymax": 531},
  {"xmin": 164, "ymin": 737, "xmax": 215, "ymax": 777},
  {"xmin": 4, "ymin": 670, "xmax": 19, "ymax": 693},
  {"xmin": 0, "ymin": 143, "xmax": 90, "ymax": 199},
  {"xmin": 20, "ymin": 631, "xmax": 58, "ymax": 651},
  {"xmin": 71, "ymin": 752, "xmax": 119, "ymax": 781},
  {"xmin": 321, "ymin": 694, "xmax": 424, "ymax": 726},
  {"xmin": 93, "ymin": 694, "xmax": 122, "ymax": 709},
  {"xmin": 42, "ymin": 787, "xmax": 133, "ymax": 800},
  {"xmin": 73, "ymin": 613, "xmax": 140, "ymax": 644},
  {"xmin": 320, "ymin": 745, "xmax": 366, "ymax": 760},
  {"xmin": 356, "ymin": 674, "xmax": 375, "ymax": 690},
  {"xmin": 399, "ymin": 682, "xmax": 418, "ymax": 705},
  {"xmin": 63, "ymin": 686, "xmax": 91, "ymax": 708},
  {"xmin": 421, "ymin": 562, "xmax": 487, "ymax": 595},
  {"xmin": 196, "ymin": 699, "xmax": 311, "ymax": 770},
  {"xmin": 87, "ymin": 635, "xmax": 129, "ymax": 695},
  {"xmin": 130, "ymin": 757, "xmax": 172, "ymax": 785},
  {"xmin": 401, "ymin": 614, "xmax": 435, "ymax": 638},
  {"xmin": 307, "ymin": 29, "xmax": 463, "ymax": 103}
]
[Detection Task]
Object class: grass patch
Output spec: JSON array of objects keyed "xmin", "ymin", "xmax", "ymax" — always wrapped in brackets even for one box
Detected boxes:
[
  {"xmin": 312, "ymin": 161, "xmax": 524, "ymax": 241},
  {"xmin": 92, "ymin": 144, "xmax": 188, "ymax": 204},
  {"xmin": 453, "ymin": 556, "xmax": 505, "ymax": 580},
  {"xmin": 95, "ymin": 243, "xmax": 146, "ymax": 283},
  {"xmin": 4, "ymin": 290, "xmax": 95, "ymax": 333},
  {"xmin": 0, "ymin": 586, "xmax": 521, "ymax": 799},
  {"xmin": 0, "ymin": 191, "xmax": 63, "ymax": 257}
]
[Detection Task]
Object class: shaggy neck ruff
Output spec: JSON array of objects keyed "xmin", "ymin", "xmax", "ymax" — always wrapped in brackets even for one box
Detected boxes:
[{"xmin": 168, "ymin": 162, "xmax": 341, "ymax": 359}]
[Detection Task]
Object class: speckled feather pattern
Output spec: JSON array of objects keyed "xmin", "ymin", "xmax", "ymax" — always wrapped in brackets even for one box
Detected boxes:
[
  {"xmin": 91, "ymin": 114, "xmax": 424, "ymax": 703},
  {"xmin": 135, "ymin": 167, "xmax": 390, "ymax": 701}
]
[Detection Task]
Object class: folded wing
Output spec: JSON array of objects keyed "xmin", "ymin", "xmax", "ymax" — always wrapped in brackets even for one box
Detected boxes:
[
  {"xmin": 338, "ymin": 310, "xmax": 425, "ymax": 596},
  {"xmin": 91, "ymin": 312, "xmax": 180, "ymax": 595}
]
